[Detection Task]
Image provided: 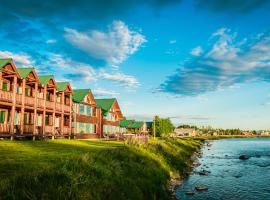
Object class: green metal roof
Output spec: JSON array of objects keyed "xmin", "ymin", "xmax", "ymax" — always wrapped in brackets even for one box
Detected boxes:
[
  {"xmin": 0, "ymin": 58, "xmax": 12, "ymax": 69},
  {"xmin": 130, "ymin": 121, "xmax": 144, "ymax": 129},
  {"xmin": 95, "ymin": 98, "xmax": 116, "ymax": 116},
  {"xmin": 120, "ymin": 120, "xmax": 135, "ymax": 128},
  {"xmin": 38, "ymin": 75, "xmax": 54, "ymax": 85},
  {"xmin": 120, "ymin": 120, "xmax": 143, "ymax": 129},
  {"xmin": 72, "ymin": 89, "xmax": 91, "ymax": 103},
  {"xmin": 17, "ymin": 67, "xmax": 35, "ymax": 78},
  {"xmin": 57, "ymin": 82, "xmax": 70, "ymax": 92}
]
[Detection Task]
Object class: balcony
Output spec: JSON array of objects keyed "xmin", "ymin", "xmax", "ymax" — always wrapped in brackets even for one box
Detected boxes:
[
  {"xmin": 23, "ymin": 124, "xmax": 35, "ymax": 134},
  {"xmin": 24, "ymin": 96, "xmax": 35, "ymax": 107},
  {"xmin": 45, "ymin": 125, "xmax": 53, "ymax": 134},
  {"xmin": 37, "ymin": 98, "xmax": 45, "ymax": 108},
  {"xmin": 0, "ymin": 90, "xmax": 13, "ymax": 103},
  {"xmin": 46, "ymin": 101, "xmax": 55, "ymax": 110},
  {"xmin": 16, "ymin": 94, "xmax": 22, "ymax": 105},
  {"xmin": 63, "ymin": 104, "xmax": 71, "ymax": 112},
  {"xmin": 55, "ymin": 102, "xmax": 62, "ymax": 112},
  {"xmin": 63, "ymin": 126, "xmax": 71, "ymax": 135},
  {"xmin": 0, "ymin": 123, "xmax": 11, "ymax": 134}
]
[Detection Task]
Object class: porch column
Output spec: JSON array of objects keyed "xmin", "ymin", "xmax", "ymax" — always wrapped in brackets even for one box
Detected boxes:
[
  {"xmin": 0, "ymin": 71, "xmax": 2, "ymax": 89},
  {"xmin": 33, "ymin": 82, "xmax": 38, "ymax": 140},
  {"xmin": 69, "ymin": 93, "xmax": 72, "ymax": 139},
  {"xmin": 73, "ymin": 104, "xmax": 77, "ymax": 137},
  {"xmin": 61, "ymin": 92, "xmax": 64, "ymax": 135},
  {"xmin": 10, "ymin": 75, "xmax": 17, "ymax": 138},
  {"xmin": 52, "ymin": 88, "xmax": 56, "ymax": 139},
  {"xmin": 42, "ymin": 85, "xmax": 47, "ymax": 136},
  {"xmin": 20, "ymin": 79, "xmax": 26, "ymax": 135}
]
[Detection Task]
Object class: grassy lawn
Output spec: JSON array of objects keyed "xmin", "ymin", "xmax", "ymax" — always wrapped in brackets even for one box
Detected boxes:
[{"xmin": 0, "ymin": 138, "xmax": 201, "ymax": 200}]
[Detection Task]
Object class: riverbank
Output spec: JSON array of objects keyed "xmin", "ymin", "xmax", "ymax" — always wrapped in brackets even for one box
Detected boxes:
[{"xmin": 0, "ymin": 138, "xmax": 201, "ymax": 200}]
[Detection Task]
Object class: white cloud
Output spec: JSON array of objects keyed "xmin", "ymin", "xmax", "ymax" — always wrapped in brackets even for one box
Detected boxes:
[
  {"xmin": 169, "ymin": 40, "xmax": 177, "ymax": 44},
  {"xmin": 64, "ymin": 20, "xmax": 146, "ymax": 64},
  {"xmin": 0, "ymin": 50, "xmax": 34, "ymax": 66},
  {"xmin": 100, "ymin": 72, "xmax": 140, "ymax": 89},
  {"xmin": 46, "ymin": 39, "xmax": 57, "ymax": 44},
  {"xmin": 190, "ymin": 46, "xmax": 203, "ymax": 56},
  {"xmin": 161, "ymin": 28, "xmax": 270, "ymax": 96},
  {"xmin": 92, "ymin": 88, "xmax": 119, "ymax": 97},
  {"xmin": 48, "ymin": 53, "xmax": 96, "ymax": 82}
]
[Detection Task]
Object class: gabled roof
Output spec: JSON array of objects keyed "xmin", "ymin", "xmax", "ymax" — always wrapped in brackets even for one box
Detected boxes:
[
  {"xmin": 38, "ymin": 75, "xmax": 54, "ymax": 85},
  {"xmin": 17, "ymin": 67, "xmax": 35, "ymax": 78},
  {"xmin": 95, "ymin": 98, "xmax": 117, "ymax": 116},
  {"xmin": 0, "ymin": 58, "xmax": 12, "ymax": 69},
  {"xmin": 57, "ymin": 82, "xmax": 72, "ymax": 92},
  {"xmin": 130, "ymin": 121, "xmax": 144, "ymax": 129},
  {"xmin": 72, "ymin": 89, "xmax": 92, "ymax": 103}
]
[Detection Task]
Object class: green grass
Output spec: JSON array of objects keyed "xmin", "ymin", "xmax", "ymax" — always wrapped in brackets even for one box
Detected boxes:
[{"xmin": 0, "ymin": 138, "xmax": 201, "ymax": 200}]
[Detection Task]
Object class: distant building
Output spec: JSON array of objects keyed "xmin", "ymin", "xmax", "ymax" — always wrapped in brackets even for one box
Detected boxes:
[
  {"xmin": 174, "ymin": 128, "xmax": 198, "ymax": 137},
  {"xmin": 120, "ymin": 119, "xmax": 148, "ymax": 134}
]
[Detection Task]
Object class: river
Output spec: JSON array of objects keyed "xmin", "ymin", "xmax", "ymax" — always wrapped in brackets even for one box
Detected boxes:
[{"xmin": 176, "ymin": 138, "xmax": 270, "ymax": 200}]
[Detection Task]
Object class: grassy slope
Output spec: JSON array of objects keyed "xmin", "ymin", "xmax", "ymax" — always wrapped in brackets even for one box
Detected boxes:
[{"xmin": 0, "ymin": 138, "xmax": 201, "ymax": 200}]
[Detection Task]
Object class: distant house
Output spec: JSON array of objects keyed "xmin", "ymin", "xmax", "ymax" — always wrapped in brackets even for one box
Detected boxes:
[
  {"xmin": 174, "ymin": 128, "xmax": 198, "ymax": 137},
  {"xmin": 146, "ymin": 122, "xmax": 153, "ymax": 134},
  {"xmin": 72, "ymin": 89, "xmax": 101, "ymax": 139},
  {"xmin": 120, "ymin": 119, "xmax": 148, "ymax": 134},
  {"xmin": 95, "ymin": 98, "xmax": 123, "ymax": 137}
]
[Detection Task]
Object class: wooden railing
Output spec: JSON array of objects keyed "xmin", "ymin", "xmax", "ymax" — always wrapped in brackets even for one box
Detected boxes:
[
  {"xmin": 45, "ymin": 126, "xmax": 53, "ymax": 134},
  {"xmin": 24, "ymin": 96, "xmax": 35, "ymax": 106},
  {"xmin": 55, "ymin": 102, "xmax": 62, "ymax": 112},
  {"xmin": 63, "ymin": 104, "xmax": 71, "ymax": 112},
  {"xmin": 16, "ymin": 94, "xmax": 22, "ymax": 105},
  {"xmin": 0, "ymin": 90, "xmax": 13, "ymax": 103},
  {"xmin": 23, "ymin": 124, "xmax": 35, "ymax": 134},
  {"xmin": 37, "ymin": 98, "xmax": 45, "ymax": 108},
  {"xmin": 45, "ymin": 101, "xmax": 55, "ymax": 110},
  {"xmin": 63, "ymin": 126, "xmax": 71, "ymax": 135},
  {"xmin": 0, "ymin": 123, "xmax": 11, "ymax": 134}
]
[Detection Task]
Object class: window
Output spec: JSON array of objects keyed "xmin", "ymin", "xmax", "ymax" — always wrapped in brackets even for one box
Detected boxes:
[
  {"xmin": 80, "ymin": 105, "xmax": 85, "ymax": 115},
  {"xmin": 25, "ymin": 88, "xmax": 31, "ymax": 96},
  {"xmin": 79, "ymin": 122, "xmax": 85, "ymax": 133},
  {"xmin": 86, "ymin": 123, "xmax": 91, "ymax": 133},
  {"xmin": 2, "ymin": 82, "xmax": 8, "ymax": 91},
  {"xmin": 86, "ymin": 106, "xmax": 91, "ymax": 116},
  {"xmin": 0, "ymin": 111, "xmax": 6, "ymax": 123},
  {"xmin": 45, "ymin": 116, "xmax": 49, "ymax": 125}
]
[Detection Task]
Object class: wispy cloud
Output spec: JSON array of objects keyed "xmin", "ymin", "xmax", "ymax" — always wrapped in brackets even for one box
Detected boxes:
[
  {"xmin": 46, "ymin": 39, "xmax": 57, "ymax": 44},
  {"xmin": 99, "ymin": 72, "xmax": 140, "ymax": 89},
  {"xmin": 47, "ymin": 53, "xmax": 96, "ymax": 82},
  {"xmin": 190, "ymin": 46, "xmax": 203, "ymax": 56},
  {"xmin": 160, "ymin": 28, "xmax": 270, "ymax": 96},
  {"xmin": 92, "ymin": 88, "xmax": 119, "ymax": 97},
  {"xmin": 169, "ymin": 40, "xmax": 177, "ymax": 44},
  {"xmin": 0, "ymin": 50, "xmax": 34, "ymax": 66},
  {"xmin": 64, "ymin": 20, "xmax": 146, "ymax": 65}
]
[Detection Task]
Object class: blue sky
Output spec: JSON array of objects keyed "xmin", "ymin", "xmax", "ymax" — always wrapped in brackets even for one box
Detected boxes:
[{"xmin": 1, "ymin": 0, "xmax": 270, "ymax": 130}]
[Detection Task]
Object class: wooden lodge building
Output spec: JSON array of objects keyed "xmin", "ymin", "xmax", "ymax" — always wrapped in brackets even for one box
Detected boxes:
[{"xmin": 0, "ymin": 58, "xmax": 126, "ymax": 140}]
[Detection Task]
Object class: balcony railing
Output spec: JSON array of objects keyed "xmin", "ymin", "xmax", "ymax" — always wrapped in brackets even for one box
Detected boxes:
[
  {"xmin": 63, "ymin": 126, "xmax": 71, "ymax": 135},
  {"xmin": 55, "ymin": 102, "xmax": 62, "ymax": 112},
  {"xmin": 24, "ymin": 96, "xmax": 35, "ymax": 107},
  {"xmin": 63, "ymin": 104, "xmax": 71, "ymax": 112},
  {"xmin": 37, "ymin": 98, "xmax": 45, "ymax": 108},
  {"xmin": 16, "ymin": 94, "xmax": 22, "ymax": 104},
  {"xmin": 23, "ymin": 124, "xmax": 35, "ymax": 134},
  {"xmin": 0, "ymin": 123, "xmax": 11, "ymax": 134},
  {"xmin": 45, "ymin": 125, "xmax": 53, "ymax": 134},
  {"xmin": 0, "ymin": 90, "xmax": 13, "ymax": 103},
  {"xmin": 45, "ymin": 100, "xmax": 55, "ymax": 110}
]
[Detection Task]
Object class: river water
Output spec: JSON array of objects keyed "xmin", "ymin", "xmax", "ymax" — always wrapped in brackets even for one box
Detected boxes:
[{"xmin": 176, "ymin": 138, "xmax": 270, "ymax": 200}]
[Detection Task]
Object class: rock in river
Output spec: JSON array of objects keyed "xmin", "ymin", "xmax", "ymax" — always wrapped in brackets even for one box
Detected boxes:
[
  {"xmin": 239, "ymin": 155, "xmax": 249, "ymax": 160},
  {"xmin": 195, "ymin": 185, "xmax": 208, "ymax": 191},
  {"xmin": 185, "ymin": 190, "xmax": 195, "ymax": 195}
]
